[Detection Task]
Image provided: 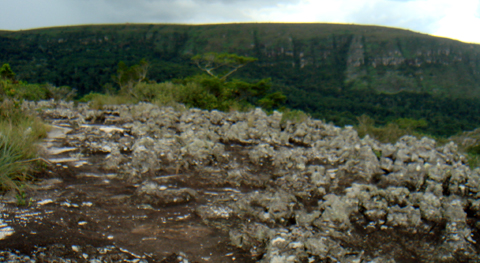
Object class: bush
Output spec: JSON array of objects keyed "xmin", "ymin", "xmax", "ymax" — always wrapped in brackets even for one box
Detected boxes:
[
  {"xmin": 258, "ymin": 91, "xmax": 287, "ymax": 110},
  {"xmin": 177, "ymin": 82, "xmax": 219, "ymax": 110},
  {"xmin": 10, "ymin": 83, "xmax": 48, "ymax": 101},
  {"xmin": 1, "ymin": 79, "xmax": 76, "ymax": 102},
  {"xmin": 44, "ymin": 84, "xmax": 77, "ymax": 101},
  {"xmin": 132, "ymin": 82, "xmax": 178, "ymax": 104}
]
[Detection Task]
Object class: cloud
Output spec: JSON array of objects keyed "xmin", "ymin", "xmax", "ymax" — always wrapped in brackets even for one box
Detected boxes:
[
  {"xmin": 0, "ymin": 0, "xmax": 478, "ymax": 43},
  {"xmin": 346, "ymin": 0, "xmax": 443, "ymax": 33},
  {"xmin": 61, "ymin": 0, "xmax": 304, "ymax": 25},
  {"xmin": 432, "ymin": 0, "xmax": 480, "ymax": 43},
  {"xmin": 244, "ymin": 0, "xmax": 480, "ymax": 43},
  {"xmin": 249, "ymin": 0, "xmax": 442, "ymax": 33}
]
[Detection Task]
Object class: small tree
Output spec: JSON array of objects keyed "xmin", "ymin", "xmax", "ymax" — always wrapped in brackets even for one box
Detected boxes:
[
  {"xmin": 112, "ymin": 59, "xmax": 150, "ymax": 98},
  {"xmin": 192, "ymin": 53, "xmax": 257, "ymax": 81},
  {"xmin": 187, "ymin": 53, "xmax": 288, "ymax": 111},
  {"xmin": 0, "ymin": 64, "xmax": 15, "ymax": 81}
]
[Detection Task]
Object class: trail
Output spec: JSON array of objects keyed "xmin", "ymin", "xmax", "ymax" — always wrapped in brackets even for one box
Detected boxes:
[{"xmin": 0, "ymin": 116, "xmax": 252, "ymax": 262}]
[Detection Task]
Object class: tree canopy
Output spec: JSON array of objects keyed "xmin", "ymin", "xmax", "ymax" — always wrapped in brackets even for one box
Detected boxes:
[
  {"xmin": 0, "ymin": 64, "xmax": 15, "ymax": 81},
  {"xmin": 112, "ymin": 59, "xmax": 150, "ymax": 98},
  {"xmin": 191, "ymin": 53, "xmax": 257, "ymax": 81}
]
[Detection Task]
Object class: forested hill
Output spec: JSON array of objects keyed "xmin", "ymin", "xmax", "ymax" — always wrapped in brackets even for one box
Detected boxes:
[
  {"xmin": 2, "ymin": 23, "xmax": 480, "ymax": 136},
  {"xmin": 1, "ymin": 23, "xmax": 480, "ymax": 96}
]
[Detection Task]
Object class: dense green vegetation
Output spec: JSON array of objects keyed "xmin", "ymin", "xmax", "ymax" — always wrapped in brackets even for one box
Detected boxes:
[
  {"xmin": 284, "ymin": 84, "xmax": 480, "ymax": 137},
  {"xmin": 0, "ymin": 62, "xmax": 77, "ymax": 101}
]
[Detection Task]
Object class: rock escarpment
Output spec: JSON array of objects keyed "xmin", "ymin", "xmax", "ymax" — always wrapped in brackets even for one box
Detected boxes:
[{"xmin": 2, "ymin": 100, "xmax": 480, "ymax": 262}]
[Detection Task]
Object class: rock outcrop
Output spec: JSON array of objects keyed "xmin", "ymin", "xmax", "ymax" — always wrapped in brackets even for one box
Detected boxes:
[{"xmin": 3, "ymin": 100, "xmax": 480, "ymax": 262}]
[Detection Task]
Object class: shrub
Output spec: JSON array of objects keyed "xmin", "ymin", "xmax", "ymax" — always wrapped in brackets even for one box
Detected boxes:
[
  {"xmin": 11, "ymin": 83, "xmax": 48, "ymax": 101},
  {"xmin": 44, "ymin": 84, "xmax": 77, "ymax": 101},
  {"xmin": 177, "ymin": 82, "xmax": 219, "ymax": 110}
]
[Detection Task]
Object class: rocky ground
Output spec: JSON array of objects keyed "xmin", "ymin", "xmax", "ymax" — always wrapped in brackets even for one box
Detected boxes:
[{"xmin": 0, "ymin": 100, "xmax": 480, "ymax": 262}]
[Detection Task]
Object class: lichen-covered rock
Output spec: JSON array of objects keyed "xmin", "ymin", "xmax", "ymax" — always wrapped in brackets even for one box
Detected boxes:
[
  {"xmin": 409, "ymin": 192, "xmax": 442, "ymax": 222},
  {"xmin": 314, "ymin": 194, "xmax": 358, "ymax": 230},
  {"xmin": 103, "ymin": 147, "xmax": 125, "ymax": 170},
  {"xmin": 134, "ymin": 181, "xmax": 197, "ymax": 206},
  {"xmin": 386, "ymin": 205, "xmax": 421, "ymax": 228},
  {"xmin": 27, "ymin": 101, "xmax": 480, "ymax": 262}
]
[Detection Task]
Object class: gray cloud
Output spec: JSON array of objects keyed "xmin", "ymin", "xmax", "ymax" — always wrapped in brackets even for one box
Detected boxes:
[
  {"xmin": 0, "ymin": 0, "xmax": 478, "ymax": 43},
  {"xmin": 0, "ymin": 0, "xmax": 303, "ymax": 30}
]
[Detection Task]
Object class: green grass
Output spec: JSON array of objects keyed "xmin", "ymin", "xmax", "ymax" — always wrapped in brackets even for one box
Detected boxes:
[{"xmin": 0, "ymin": 100, "xmax": 48, "ymax": 193}]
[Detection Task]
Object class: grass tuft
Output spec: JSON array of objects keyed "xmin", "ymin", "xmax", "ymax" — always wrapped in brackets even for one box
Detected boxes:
[{"xmin": 0, "ymin": 99, "xmax": 48, "ymax": 193}]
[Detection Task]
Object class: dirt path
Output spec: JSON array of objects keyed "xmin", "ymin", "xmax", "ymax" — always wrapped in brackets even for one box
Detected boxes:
[{"xmin": 0, "ymin": 123, "xmax": 254, "ymax": 262}]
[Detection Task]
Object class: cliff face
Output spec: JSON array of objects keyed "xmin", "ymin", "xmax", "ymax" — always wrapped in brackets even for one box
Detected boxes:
[{"xmin": 1, "ymin": 23, "xmax": 480, "ymax": 98}]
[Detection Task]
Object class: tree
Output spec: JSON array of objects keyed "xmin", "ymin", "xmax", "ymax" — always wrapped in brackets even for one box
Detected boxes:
[
  {"xmin": 0, "ymin": 64, "xmax": 15, "ymax": 81},
  {"xmin": 112, "ymin": 59, "xmax": 150, "ymax": 98},
  {"xmin": 230, "ymin": 78, "xmax": 272, "ymax": 102},
  {"xmin": 187, "ymin": 53, "xmax": 288, "ymax": 111},
  {"xmin": 191, "ymin": 53, "xmax": 257, "ymax": 81},
  {"xmin": 258, "ymin": 91, "xmax": 287, "ymax": 110}
]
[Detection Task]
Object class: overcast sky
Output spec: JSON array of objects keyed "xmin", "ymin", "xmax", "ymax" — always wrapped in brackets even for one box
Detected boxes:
[{"xmin": 1, "ymin": 0, "xmax": 479, "ymax": 44}]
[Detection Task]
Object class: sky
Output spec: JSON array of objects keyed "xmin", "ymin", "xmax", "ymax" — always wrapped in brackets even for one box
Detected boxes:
[{"xmin": 1, "ymin": 0, "xmax": 480, "ymax": 44}]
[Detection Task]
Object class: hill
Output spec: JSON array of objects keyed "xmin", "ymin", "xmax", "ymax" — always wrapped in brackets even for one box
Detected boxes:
[
  {"xmin": 2, "ymin": 23, "xmax": 480, "ymax": 96},
  {"xmin": 2, "ymin": 23, "xmax": 480, "ymax": 136}
]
